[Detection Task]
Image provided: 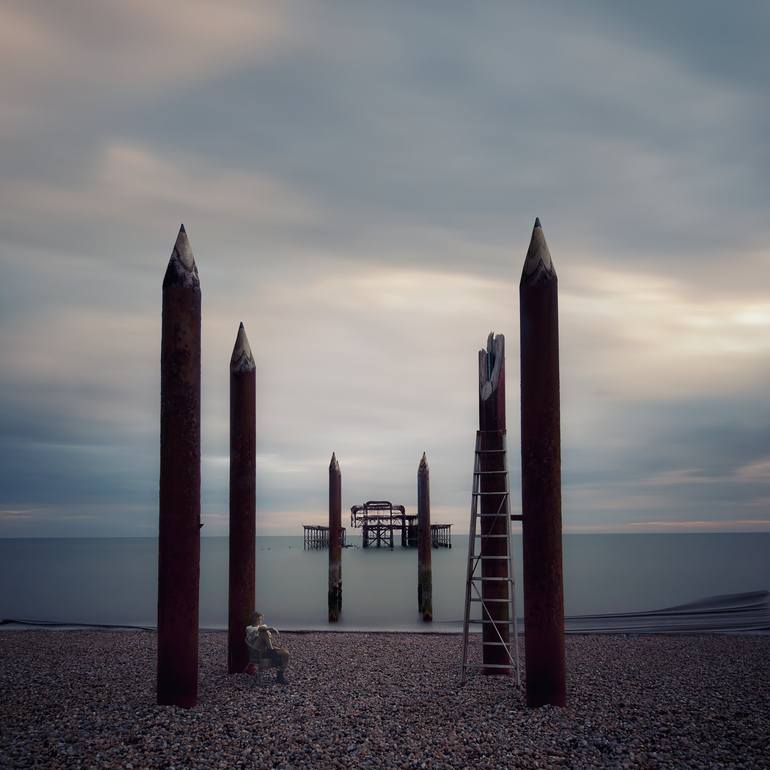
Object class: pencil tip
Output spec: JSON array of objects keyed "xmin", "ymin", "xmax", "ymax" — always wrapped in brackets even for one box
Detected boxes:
[
  {"xmin": 163, "ymin": 224, "xmax": 199, "ymax": 290},
  {"xmin": 230, "ymin": 323, "xmax": 255, "ymax": 372},
  {"xmin": 521, "ymin": 218, "xmax": 555, "ymax": 283}
]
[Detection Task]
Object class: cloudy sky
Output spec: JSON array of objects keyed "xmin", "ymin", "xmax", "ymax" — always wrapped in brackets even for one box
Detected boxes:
[{"xmin": 1, "ymin": 1, "xmax": 768, "ymax": 536}]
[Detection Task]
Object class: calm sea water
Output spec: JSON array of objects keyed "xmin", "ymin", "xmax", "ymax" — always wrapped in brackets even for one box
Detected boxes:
[{"xmin": 0, "ymin": 534, "xmax": 768, "ymax": 632}]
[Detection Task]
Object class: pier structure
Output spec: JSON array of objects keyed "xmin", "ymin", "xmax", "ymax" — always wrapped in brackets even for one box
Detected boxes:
[
  {"xmin": 431, "ymin": 524, "xmax": 452, "ymax": 548},
  {"xmin": 303, "ymin": 525, "xmax": 347, "ymax": 549},
  {"xmin": 352, "ymin": 501, "xmax": 408, "ymax": 549},
  {"xmin": 350, "ymin": 501, "xmax": 452, "ymax": 549}
]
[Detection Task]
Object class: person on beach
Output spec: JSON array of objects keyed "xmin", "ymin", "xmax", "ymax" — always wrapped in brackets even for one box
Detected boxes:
[{"xmin": 245, "ymin": 611, "xmax": 290, "ymax": 684}]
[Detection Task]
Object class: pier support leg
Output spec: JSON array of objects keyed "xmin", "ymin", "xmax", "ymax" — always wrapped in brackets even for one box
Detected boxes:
[
  {"xmin": 329, "ymin": 453, "xmax": 342, "ymax": 622},
  {"xmin": 158, "ymin": 225, "xmax": 201, "ymax": 708},
  {"xmin": 418, "ymin": 453, "xmax": 433, "ymax": 621}
]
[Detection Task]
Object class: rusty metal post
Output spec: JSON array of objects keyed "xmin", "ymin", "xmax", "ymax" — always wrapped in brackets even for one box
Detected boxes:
[
  {"xmin": 158, "ymin": 224, "xmax": 201, "ymax": 708},
  {"xmin": 520, "ymin": 218, "xmax": 566, "ymax": 707},
  {"xmin": 478, "ymin": 332, "xmax": 509, "ymax": 673},
  {"xmin": 417, "ymin": 453, "xmax": 433, "ymax": 621},
  {"xmin": 328, "ymin": 453, "xmax": 342, "ymax": 622},
  {"xmin": 227, "ymin": 323, "xmax": 256, "ymax": 674}
]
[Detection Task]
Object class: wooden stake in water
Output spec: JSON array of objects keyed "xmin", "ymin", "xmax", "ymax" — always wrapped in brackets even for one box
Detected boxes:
[
  {"xmin": 158, "ymin": 224, "xmax": 201, "ymax": 708},
  {"xmin": 417, "ymin": 452, "xmax": 433, "ymax": 621},
  {"xmin": 328, "ymin": 452, "xmax": 342, "ymax": 622},
  {"xmin": 520, "ymin": 217, "xmax": 567, "ymax": 707},
  {"xmin": 228, "ymin": 323, "xmax": 256, "ymax": 674}
]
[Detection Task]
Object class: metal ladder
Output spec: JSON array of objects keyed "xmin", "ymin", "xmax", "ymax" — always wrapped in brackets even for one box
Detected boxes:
[{"xmin": 460, "ymin": 430, "xmax": 521, "ymax": 686}]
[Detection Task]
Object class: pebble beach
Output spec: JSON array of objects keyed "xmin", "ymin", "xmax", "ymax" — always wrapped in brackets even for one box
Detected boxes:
[{"xmin": 1, "ymin": 631, "xmax": 768, "ymax": 769}]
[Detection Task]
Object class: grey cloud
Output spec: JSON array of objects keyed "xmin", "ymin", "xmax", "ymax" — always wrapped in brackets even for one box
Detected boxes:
[
  {"xmin": 1, "ymin": 1, "xmax": 768, "ymax": 535},
  {"xmin": 579, "ymin": 0, "xmax": 770, "ymax": 91}
]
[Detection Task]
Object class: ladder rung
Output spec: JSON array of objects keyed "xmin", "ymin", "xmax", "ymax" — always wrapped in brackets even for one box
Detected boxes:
[
  {"xmin": 470, "ymin": 576, "xmax": 511, "ymax": 582},
  {"xmin": 470, "ymin": 598, "xmax": 510, "ymax": 603},
  {"xmin": 465, "ymin": 431, "xmax": 519, "ymax": 687}
]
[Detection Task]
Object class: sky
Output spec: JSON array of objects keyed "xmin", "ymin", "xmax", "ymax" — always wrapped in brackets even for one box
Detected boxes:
[{"xmin": 1, "ymin": 1, "xmax": 769, "ymax": 536}]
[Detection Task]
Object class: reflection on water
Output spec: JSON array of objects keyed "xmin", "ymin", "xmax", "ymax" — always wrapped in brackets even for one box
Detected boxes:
[{"xmin": 0, "ymin": 534, "xmax": 768, "ymax": 631}]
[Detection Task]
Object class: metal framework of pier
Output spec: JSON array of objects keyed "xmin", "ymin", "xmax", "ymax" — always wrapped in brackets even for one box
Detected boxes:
[
  {"xmin": 350, "ymin": 500, "xmax": 452, "ymax": 549},
  {"xmin": 303, "ymin": 524, "xmax": 347, "ymax": 549},
  {"xmin": 431, "ymin": 523, "xmax": 452, "ymax": 548}
]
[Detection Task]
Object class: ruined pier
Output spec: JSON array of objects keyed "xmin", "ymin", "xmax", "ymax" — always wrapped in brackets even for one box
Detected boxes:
[{"xmin": 350, "ymin": 501, "xmax": 452, "ymax": 549}]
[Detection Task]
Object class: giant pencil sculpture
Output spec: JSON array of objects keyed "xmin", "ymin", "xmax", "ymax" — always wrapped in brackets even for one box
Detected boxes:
[
  {"xmin": 328, "ymin": 453, "xmax": 342, "ymax": 622},
  {"xmin": 158, "ymin": 225, "xmax": 201, "ymax": 708},
  {"xmin": 520, "ymin": 218, "xmax": 566, "ymax": 707},
  {"xmin": 228, "ymin": 323, "xmax": 256, "ymax": 674},
  {"xmin": 417, "ymin": 453, "xmax": 433, "ymax": 621},
  {"xmin": 478, "ymin": 332, "xmax": 510, "ymax": 673}
]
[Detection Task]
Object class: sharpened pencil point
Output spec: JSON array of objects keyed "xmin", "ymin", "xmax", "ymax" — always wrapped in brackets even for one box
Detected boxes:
[
  {"xmin": 330, "ymin": 452, "xmax": 339, "ymax": 471},
  {"xmin": 163, "ymin": 225, "xmax": 200, "ymax": 290},
  {"xmin": 230, "ymin": 323, "xmax": 255, "ymax": 373},
  {"xmin": 521, "ymin": 219, "xmax": 555, "ymax": 283},
  {"xmin": 419, "ymin": 452, "xmax": 429, "ymax": 472}
]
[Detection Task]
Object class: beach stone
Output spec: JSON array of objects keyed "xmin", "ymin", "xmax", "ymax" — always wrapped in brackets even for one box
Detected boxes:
[{"xmin": 0, "ymin": 631, "xmax": 768, "ymax": 769}]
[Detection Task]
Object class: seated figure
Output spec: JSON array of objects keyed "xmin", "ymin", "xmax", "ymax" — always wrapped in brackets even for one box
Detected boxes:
[{"xmin": 245, "ymin": 611, "xmax": 290, "ymax": 684}]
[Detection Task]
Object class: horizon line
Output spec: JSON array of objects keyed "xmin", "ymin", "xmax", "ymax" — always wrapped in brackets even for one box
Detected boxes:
[{"xmin": 1, "ymin": 529, "xmax": 769, "ymax": 540}]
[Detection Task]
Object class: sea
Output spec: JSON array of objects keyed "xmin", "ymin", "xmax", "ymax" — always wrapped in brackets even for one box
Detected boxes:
[{"xmin": 1, "ymin": 534, "xmax": 768, "ymax": 633}]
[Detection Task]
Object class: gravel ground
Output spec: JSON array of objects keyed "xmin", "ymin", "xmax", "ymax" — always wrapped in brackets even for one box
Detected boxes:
[{"xmin": 1, "ymin": 631, "xmax": 768, "ymax": 769}]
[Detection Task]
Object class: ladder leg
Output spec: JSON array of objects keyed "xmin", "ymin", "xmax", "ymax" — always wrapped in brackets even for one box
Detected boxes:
[
  {"xmin": 461, "ymin": 432, "xmax": 481, "ymax": 684},
  {"xmin": 463, "ymin": 430, "xmax": 521, "ymax": 689},
  {"xmin": 504, "ymin": 433, "xmax": 522, "ymax": 688}
]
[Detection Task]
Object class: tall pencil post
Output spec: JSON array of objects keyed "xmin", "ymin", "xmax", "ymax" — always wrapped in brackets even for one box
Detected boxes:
[
  {"xmin": 520, "ymin": 217, "xmax": 567, "ymax": 707},
  {"xmin": 328, "ymin": 453, "xmax": 342, "ymax": 622},
  {"xmin": 227, "ymin": 323, "xmax": 256, "ymax": 674},
  {"xmin": 417, "ymin": 452, "xmax": 433, "ymax": 621},
  {"xmin": 158, "ymin": 224, "xmax": 201, "ymax": 708}
]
